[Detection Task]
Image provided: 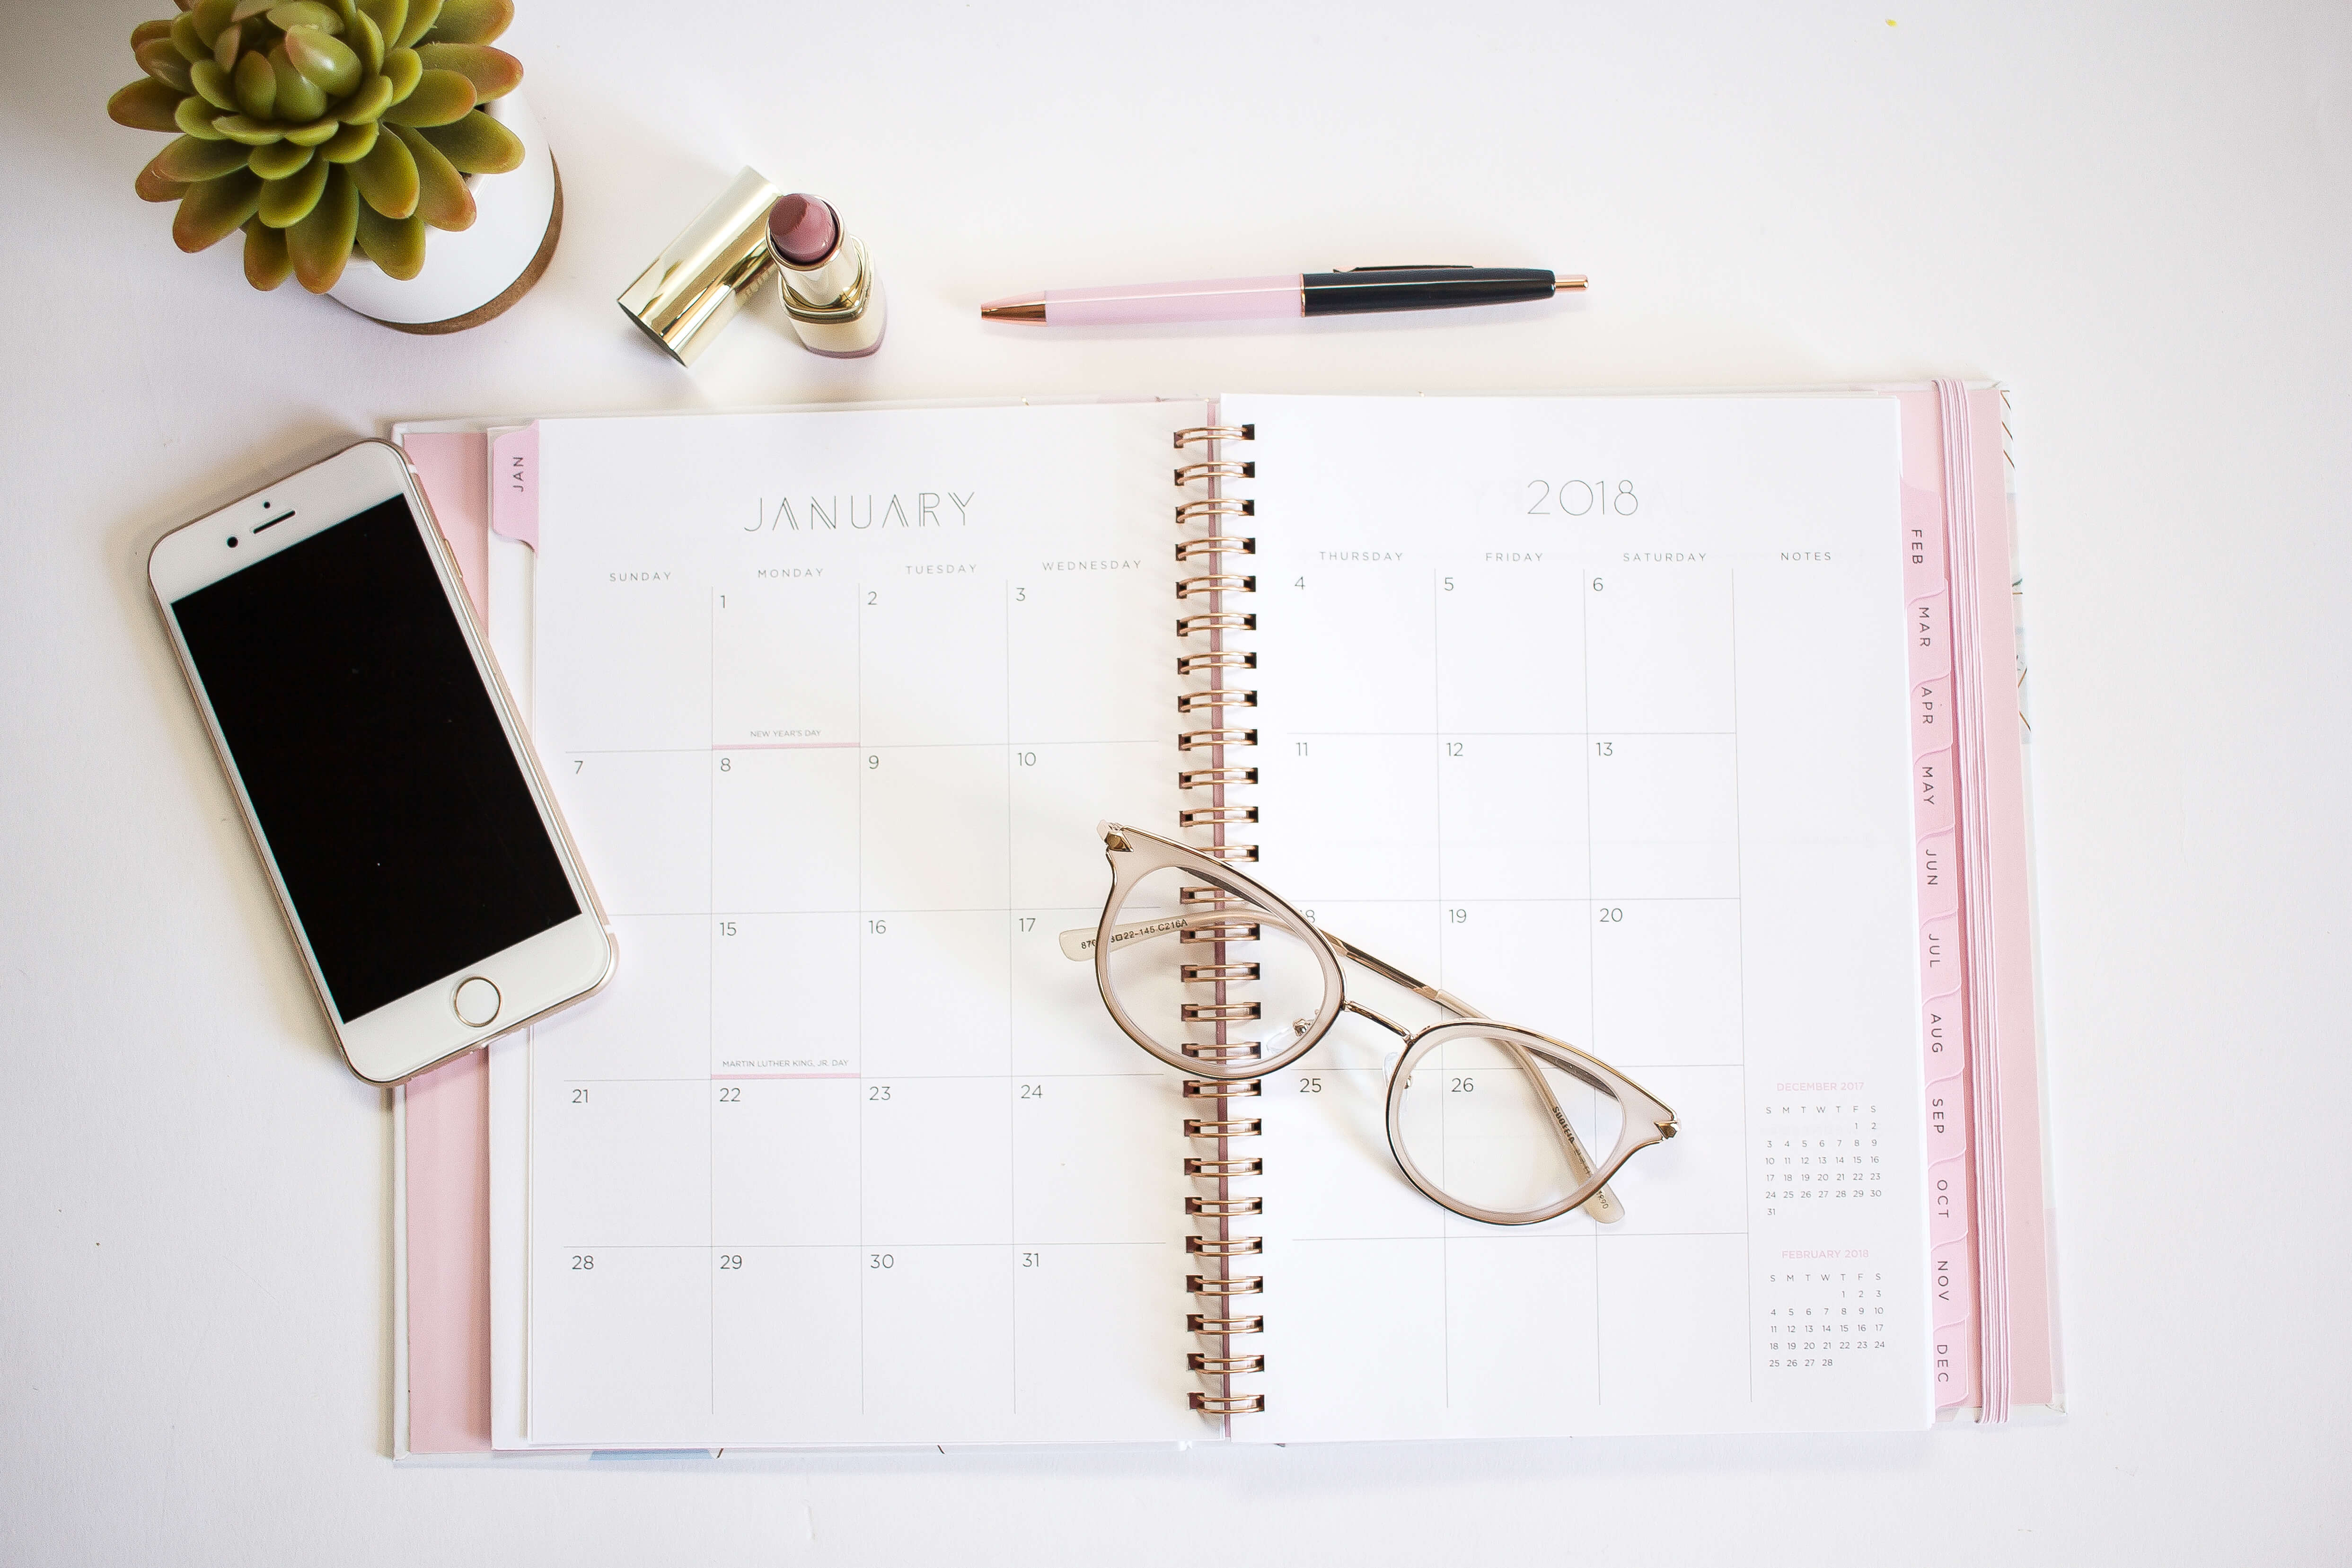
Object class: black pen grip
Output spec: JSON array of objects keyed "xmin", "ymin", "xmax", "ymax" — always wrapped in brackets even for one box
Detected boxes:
[{"xmin": 1300, "ymin": 267, "xmax": 1558, "ymax": 316}]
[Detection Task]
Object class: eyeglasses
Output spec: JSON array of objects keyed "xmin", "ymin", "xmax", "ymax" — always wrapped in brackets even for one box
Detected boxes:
[{"xmin": 1066, "ymin": 822, "xmax": 1678, "ymax": 1226}]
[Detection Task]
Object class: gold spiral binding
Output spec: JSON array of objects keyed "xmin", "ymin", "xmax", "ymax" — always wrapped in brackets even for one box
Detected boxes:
[
  {"xmin": 1177, "ymin": 649, "xmax": 1256, "ymax": 672},
  {"xmin": 1176, "ymin": 691, "xmax": 1258, "ymax": 714},
  {"xmin": 1173, "ymin": 423, "xmax": 1254, "ymax": 448},
  {"xmin": 1177, "ymin": 726, "xmax": 1258, "ymax": 750},
  {"xmin": 1177, "ymin": 612, "xmax": 1256, "ymax": 637},
  {"xmin": 1177, "ymin": 535, "xmax": 1257, "ymax": 560},
  {"xmin": 1172, "ymin": 415, "xmax": 1262, "ymax": 1422},
  {"xmin": 1174, "ymin": 460, "xmax": 1254, "ymax": 484},
  {"xmin": 1178, "ymin": 766, "xmax": 1258, "ymax": 789},
  {"xmin": 1190, "ymin": 1392, "xmax": 1266, "ymax": 1415},
  {"xmin": 1177, "ymin": 573, "xmax": 1257, "ymax": 597},
  {"xmin": 1185, "ymin": 1118, "xmax": 1264, "ymax": 1137},
  {"xmin": 1180, "ymin": 917, "xmax": 1260, "ymax": 943}
]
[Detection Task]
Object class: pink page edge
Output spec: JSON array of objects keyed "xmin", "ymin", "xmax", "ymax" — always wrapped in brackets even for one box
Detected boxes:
[{"xmin": 394, "ymin": 430, "xmax": 497, "ymax": 1454}]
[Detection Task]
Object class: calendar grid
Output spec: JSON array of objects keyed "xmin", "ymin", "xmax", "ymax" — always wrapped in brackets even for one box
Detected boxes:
[{"xmin": 513, "ymin": 396, "xmax": 1934, "ymax": 1446}]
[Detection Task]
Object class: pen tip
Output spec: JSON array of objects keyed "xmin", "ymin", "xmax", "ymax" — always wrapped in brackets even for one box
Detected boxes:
[
  {"xmin": 1554, "ymin": 275, "xmax": 1589, "ymax": 292},
  {"xmin": 979, "ymin": 295, "xmax": 1047, "ymax": 322}
]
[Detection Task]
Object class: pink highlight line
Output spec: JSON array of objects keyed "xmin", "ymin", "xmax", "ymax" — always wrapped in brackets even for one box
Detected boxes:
[{"xmin": 712, "ymin": 1072, "xmax": 859, "ymax": 1080}]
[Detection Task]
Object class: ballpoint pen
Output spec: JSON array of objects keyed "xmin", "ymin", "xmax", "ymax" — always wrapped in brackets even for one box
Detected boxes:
[{"xmin": 978, "ymin": 265, "xmax": 1586, "ymax": 326}]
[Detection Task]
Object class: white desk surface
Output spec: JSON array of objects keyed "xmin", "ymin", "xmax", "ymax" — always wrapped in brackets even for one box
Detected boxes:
[{"xmin": 5, "ymin": 3, "xmax": 2347, "ymax": 1562}]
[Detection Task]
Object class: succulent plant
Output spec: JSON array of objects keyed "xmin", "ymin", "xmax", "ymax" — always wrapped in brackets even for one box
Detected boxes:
[{"xmin": 108, "ymin": 0, "xmax": 525, "ymax": 293}]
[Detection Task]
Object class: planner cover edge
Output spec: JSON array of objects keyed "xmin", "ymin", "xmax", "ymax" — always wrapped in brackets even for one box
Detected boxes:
[{"xmin": 391, "ymin": 387, "xmax": 2062, "ymax": 1452}]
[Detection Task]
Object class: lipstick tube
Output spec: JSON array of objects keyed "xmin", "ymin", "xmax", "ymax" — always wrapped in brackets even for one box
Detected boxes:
[
  {"xmin": 615, "ymin": 167, "xmax": 782, "ymax": 366},
  {"xmin": 768, "ymin": 194, "xmax": 886, "ymax": 358}
]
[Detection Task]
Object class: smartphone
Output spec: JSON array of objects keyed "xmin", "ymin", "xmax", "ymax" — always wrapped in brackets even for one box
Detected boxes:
[{"xmin": 149, "ymin": 439, "xmax": 614, "ymax": 1083}]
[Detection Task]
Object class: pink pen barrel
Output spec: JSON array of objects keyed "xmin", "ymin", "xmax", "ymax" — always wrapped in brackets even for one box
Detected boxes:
[{"xmin": 981, "ymin": 276, "xmax": 1304, "ymax": 326}]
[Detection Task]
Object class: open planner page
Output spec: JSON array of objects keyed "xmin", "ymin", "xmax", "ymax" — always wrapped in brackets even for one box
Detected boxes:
[
  {"xmin": 514, "ymin": 403, "xmax": 1209, "ymax": 1446},
  {"xmin": 1226, "ymin": 393, "xmax": 1929, "ymax": 1437}
]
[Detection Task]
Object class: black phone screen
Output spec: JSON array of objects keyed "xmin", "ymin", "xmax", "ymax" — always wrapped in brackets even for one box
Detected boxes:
[{"xmin": 170, "ymin": 496, "xmax": 579, "ymax": 1022}]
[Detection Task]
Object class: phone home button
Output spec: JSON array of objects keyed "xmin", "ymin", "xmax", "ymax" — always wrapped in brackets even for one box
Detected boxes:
[{"xmin": 452, "ymin": 976, "xmax": 501, "ymax": 1029}]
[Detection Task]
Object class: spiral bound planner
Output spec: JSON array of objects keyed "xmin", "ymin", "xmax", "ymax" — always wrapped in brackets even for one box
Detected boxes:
[{"xmin": 391, "ymin": 388, "xmax": 2058, "ymax": 1454}]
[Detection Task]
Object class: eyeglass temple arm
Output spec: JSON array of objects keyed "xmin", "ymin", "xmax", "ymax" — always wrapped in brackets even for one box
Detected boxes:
[{"xmin": 1319, "ymin": 932, "xmax": 1626, "ymax": 1226}]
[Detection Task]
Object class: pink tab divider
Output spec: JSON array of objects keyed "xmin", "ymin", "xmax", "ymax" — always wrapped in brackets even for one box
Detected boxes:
[
  {"xmin": 1892, "ymin": 383, "xmax": 2058, "ymax": 1419},
  {"xmin": 490, "ymin": 423, "xmax": 539, "ymax": 550},
  {"xmin": 393, "ymin": 430, "xmax": 497, "ymax": 1454}
]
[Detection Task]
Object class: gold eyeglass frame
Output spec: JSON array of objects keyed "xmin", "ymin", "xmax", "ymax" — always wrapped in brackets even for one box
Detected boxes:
[{"xmin": 1075, "ymin": 822, "xmax": 1680, "ymax": 1227}]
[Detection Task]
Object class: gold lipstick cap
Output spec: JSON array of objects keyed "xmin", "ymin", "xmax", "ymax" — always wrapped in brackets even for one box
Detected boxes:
[{"xmin": 616, "ymin": 166, "xmax": 781, "ymax": 366}]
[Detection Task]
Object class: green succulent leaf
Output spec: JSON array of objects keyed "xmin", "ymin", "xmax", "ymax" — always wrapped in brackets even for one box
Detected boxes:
[
  {"xmin": 284, "ymin": 26, "xmax": 361, "ymax": 95},
  {"xmin": 155, "ymin": 132, "xmax": 255, "ymax": 182},
  {"xmin": 173, "ymin": 168, "xmax": 264, "ymax": 252},
  {"xmin": 212, "ymin": 114, "xmax": 287, "ymax": 145},
  {"xmin": 171, "ymin": 13, "xmax": 210, "ymax": 65},
  {"xmin": 351, "ymin": 123, "xmax": 419, "ymax": 217},
  {"xmin": 132, "ymin": 19, "xmax": 177, "ymax": 50},
  {"xmin": 354, "ymin": 201, "xmax": 427, "ymax": 279},
  {"xmin": 212, "ymin": 20, "xmax": 244, "ymax": 73},
  {"xmin": 136, "ymin": 39, "xmax": 195, "ymax": 93},
  {"xmin": 335, "ymin": 0, "xmax": 364, "ymax": 33},
  {"xmin": 357, "ymin": 0, "xmax": 407, "ymax": 52},
  {"xmin": 107, "ymin": 78, "xmax": 184, "ymax": 132},
  {"xmin": 249, "ymin": 138, "xmax": 314, "ymax": 178},
  {"xmin": 320, "ymin": 119, "xmax": 378, "ymax": 160},
  {"xmin": 285, "ymin": 115, "xmax": 344, "ymax": 145},
  {"xmin": 382, "ymin": 68, "xmax": 472, "ymax": 126},
  {"xmin": 173, "ymin": 94, "xmax": 227, "ymax": 139},
  {"xmin": 188, "ymin": 57, "xmax": 238, "ymax": 110},
  {"xmin": 258, "ymin": 153, "xmax": 330, "ymax": 226},
  {"xmin": 272, "ymin": 47, "xmax": 328, "ymax": 119},
  {"xmin": 381, "ymin": 46, "xmax": 421, "ymax": 102},
  {"xmin": 135, "ymin": 159, "xmax": 189, "ymax": 203},
  {"xmin": 392, "ymin": 123, "xmax": 473, "ymax": 230},
  {"xmin": 337, "ymin": 71, "xmax": 394, "ymax": 122},
  {"xmin": 418, "ymin": 108, "xmax": 519, "ymax": 174},
  {"xmin": 393, "ymin": 0, "xmax": 440, "ymax": 50},
  {"xmin": 234, "ymin": 0, "xmax": 282, "ymax": 22},
  {"xmin": 414, "ymin": 42, "xmax": 517, "ymax": 101},
  {"xmin": 424, "ymin": 0, "xmax": 510, "ymax": 45},
  {"xmin": 267, "ymin": 2, "xmax": 344, "ymax": 33},
  {"xmin": 244, "ymin": 219, "xmax": 295, "ymax": 288},
  {"xmin": 351, "ymin": 10, "xmax": 385, "ymax": 76},
  {"xmin": 232, "ymin": 48, "xmax": 276, "ymax": 117},
  {"xmin": 192, "ymin": 0, "xmax": 238, "ymax": 49},
  {"xmin": 290, "ymin": 165, "xmax": 360, "ymax": 291}
]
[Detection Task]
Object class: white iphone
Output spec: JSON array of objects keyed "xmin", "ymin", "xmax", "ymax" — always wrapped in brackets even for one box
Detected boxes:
[{"xmin": 149, "ymin": 438, "xmax": 614, "ymax": 1083}]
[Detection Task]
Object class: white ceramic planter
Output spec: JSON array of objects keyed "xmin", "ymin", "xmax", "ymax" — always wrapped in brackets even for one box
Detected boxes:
[{"xmin": 329, "ymin": 88, "xmax": 560, "ymax": 334}]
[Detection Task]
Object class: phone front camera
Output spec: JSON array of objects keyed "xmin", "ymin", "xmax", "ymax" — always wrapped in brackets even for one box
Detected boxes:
[{"xmin": 227, "ymin": 536, "xmax": 239, "ymax": 548}]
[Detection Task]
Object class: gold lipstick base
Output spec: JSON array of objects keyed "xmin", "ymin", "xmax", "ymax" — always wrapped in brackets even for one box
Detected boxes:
[{"xmin": 780, "ymin": 236, "xmax": 887, "ymax": 357}]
